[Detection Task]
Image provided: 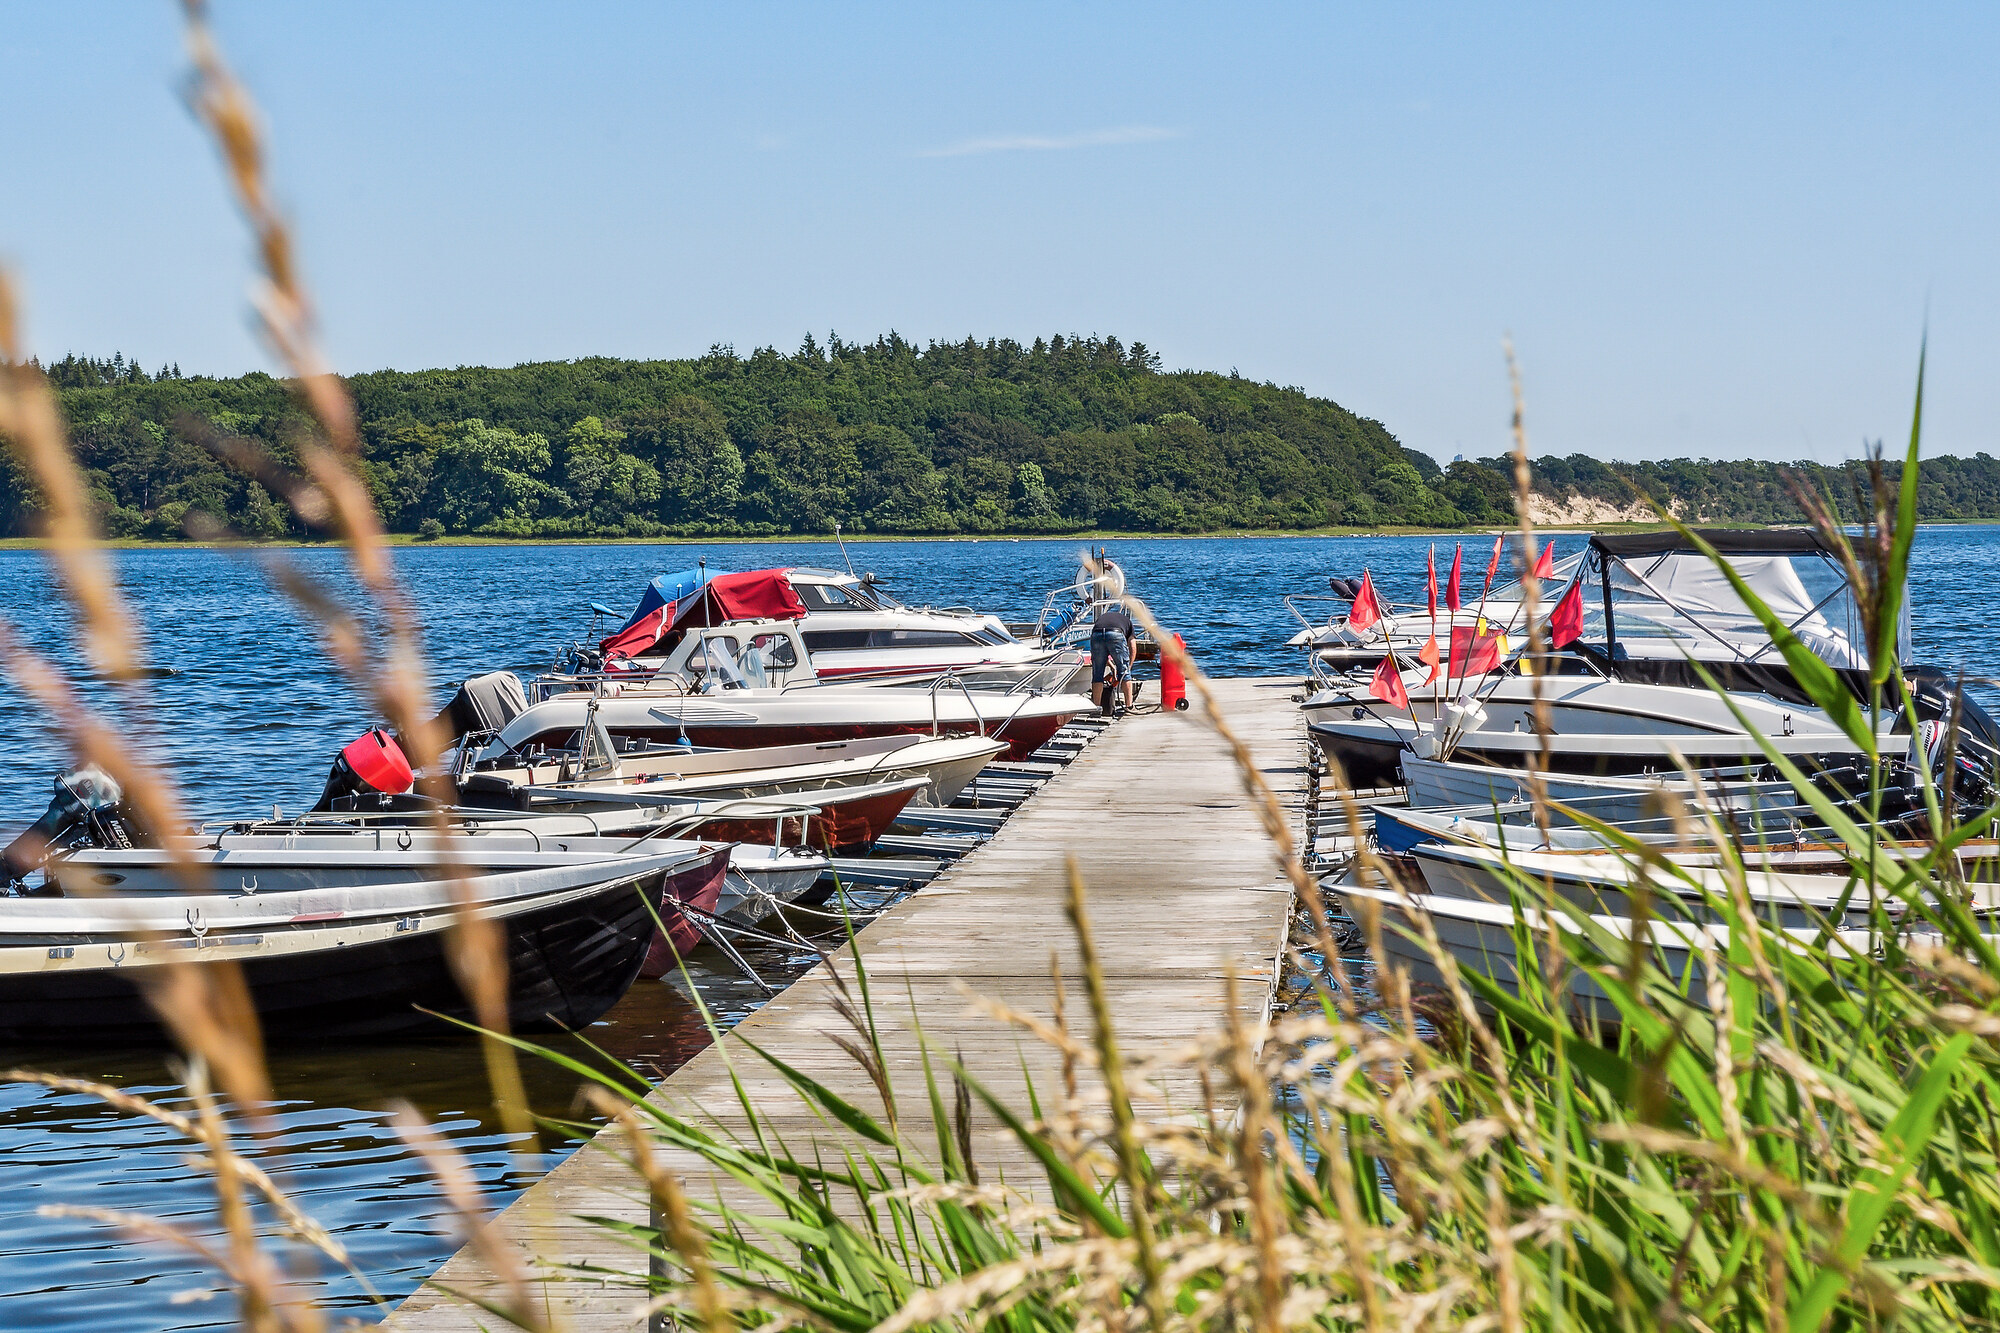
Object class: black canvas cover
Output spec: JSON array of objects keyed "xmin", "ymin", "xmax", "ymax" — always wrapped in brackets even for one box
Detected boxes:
[
  {"xmin": 1590, "ymin": 528, "xmax": 1836, "ymax": 558},
  {"xmin": 430, "ymin": 671, "xmax": 529, "ymax": 742}
]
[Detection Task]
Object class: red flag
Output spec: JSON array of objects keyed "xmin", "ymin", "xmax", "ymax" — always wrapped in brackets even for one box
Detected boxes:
[
  {"xmin": 1346, "ymin": 569, "xmax": 1381, "ymax": 631},
  {"xmin": 1450, "ymin": 626, "xmax": 1504, "ymax": 676},
  {"xmin": 1369, "ymin": 654, "xmax": 1410, "ymax": 710},
  {"xmin": 1417, "ymin": 633, "xmax": 1441, "ymax": 685},
  {"xmin": 1548, "ymin": 577, "xmax": 1585, "ymax": 648},
  {"xmin": 1532, "ymin": 539, "xmax": 1556, "ymax": 580},
  {"xmin": 1425, "ymin": 545, "xmax": 1437, "ymax": 619},
  {"xmin": 1481, "ymin": 535, "xmax": 1502, "ymax": 596},
  {"xmin": 1445, "ymin": 544, "xmax": 1463, "ymax": 612}
]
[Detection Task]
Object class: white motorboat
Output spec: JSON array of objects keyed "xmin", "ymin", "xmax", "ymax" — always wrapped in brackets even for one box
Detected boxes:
[
  {"xmin": 591, "ymin": 566, "xmax": 1088, "ymax": 693},
  {"xmin": 509, "ymin": 619, "xmax": 1086, "ymax": 762},
  {"xmin": 1335, "ymin": 881, "xmax": 1879, "ymax": 1023},
  {"xmin": 1399, "ymin": 755, "xmax": 1801, "ymax": 812},
  {"xmin": 1285, "ymin": 547, "xmax": 1587, "ymax": 670},
  {"xmin": 1403, "ymin": 838, "xmax": 1992, "ymax": 929},
  {"xmin": 456, "ymin": 775, "xmax": 932, "ymax": 856},
  {"xmin": 1303, "ymin": 529, "xmax": 1997, "ymax": 787},
  {"xmin": 717, "ymin": 844, "xmax": 830, "ymax": 925},
  {"xmin": 1372, "ymin": 790, "xmax": 1830, "ymax": 857},
  {"xmin": 457, "ymin": 731, "xmax": 1007, "ymax": 810},
  {"xmin": 783, "ymin": 567, "xmax": 1088, "ymax": 689},
  {"xmin": 305, "ymin": 725, "xmax": 937, "ymax": 856},
  {"xmin": 0, "ymin": 778, "xmax": 718, "ymax": 1042}
]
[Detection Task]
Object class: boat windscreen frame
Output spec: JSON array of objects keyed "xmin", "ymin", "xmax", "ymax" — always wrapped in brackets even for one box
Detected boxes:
[{"xmin": 1589, "ymin": 536, "xmax": 1890, "ymax": 672}]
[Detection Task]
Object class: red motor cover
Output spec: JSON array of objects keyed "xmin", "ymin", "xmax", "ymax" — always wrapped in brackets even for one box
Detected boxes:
[{"xmin": 341, "ymin": 728, "xmax": 413, "ymax": 794}]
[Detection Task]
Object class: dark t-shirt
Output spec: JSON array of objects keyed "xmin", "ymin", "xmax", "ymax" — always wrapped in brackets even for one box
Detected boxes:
[{"xmin": 1091, "ymin": 609, "xmax": 1134, "ymax": 639}]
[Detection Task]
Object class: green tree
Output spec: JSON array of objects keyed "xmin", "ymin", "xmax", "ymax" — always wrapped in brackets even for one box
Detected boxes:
[
  {"xmin": 238, "ymin": 482, "xmax": 288, "ymax": 538},
  {"xmin": 426, "ymin": 419, "xmax": 561, "ymax": 534},
  {"xmin": 627, "ymin": 396, "xmax": 744, "ymax": 526},
  {"xmin": 562, "ymin": 416, "xmax": 661, "ymax": 533},
  {"xmin": 1010, "ymin": 461, "xmax": 1061, "ymax": 528},
  {"xmin": 855, "ymin": 426, "xmax": 950, "ymax": 532},
  {"xmin": 743, "ymin": 410, "xmax": 860, "ymax": 531}
]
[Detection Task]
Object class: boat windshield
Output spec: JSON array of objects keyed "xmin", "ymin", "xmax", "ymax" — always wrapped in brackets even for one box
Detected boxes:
[
  {"xmin": 794, "ymin": 581, "xmax": 868, "ymax": 612},
  {"xmin": 682, "ymin": 629, "xmax": 801, "ymax": 688},
  {"xmin": 1598, "ymin": 547, "xmax": 1884, "ymax": 669},
  {"xmin": 791, "ymin": 575, "xmax": 904, "ymax": 612}
]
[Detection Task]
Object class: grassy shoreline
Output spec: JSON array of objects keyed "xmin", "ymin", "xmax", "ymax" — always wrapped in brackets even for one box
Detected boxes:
[{"xmin": 0, "ymin": 519, "xmax": 1862, "ymax": 551}]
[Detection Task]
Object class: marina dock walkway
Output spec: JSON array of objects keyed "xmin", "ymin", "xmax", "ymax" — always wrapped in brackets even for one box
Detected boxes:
[{"xmin": 393, "ymin": 675, "xmax": 1307, "ymax": 1331}]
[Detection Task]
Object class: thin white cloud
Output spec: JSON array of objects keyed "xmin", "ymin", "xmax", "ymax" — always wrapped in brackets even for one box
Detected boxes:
[{"xmin": 918, "ymin": 125, "xmax": 1181, "ymax": 158}]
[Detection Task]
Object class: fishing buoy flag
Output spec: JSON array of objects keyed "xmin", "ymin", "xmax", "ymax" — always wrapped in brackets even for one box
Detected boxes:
[
  {"xmin": 1369, "ymin": 654, "xmax": 1410, "ymax": 709},
  {"xmin": 1549, "ymin": 577, "xmax": 1585, "ymax": 648},
  {"xmin": 1346, "ymin": 569, "xmax": 1382, "ymax": 630}
]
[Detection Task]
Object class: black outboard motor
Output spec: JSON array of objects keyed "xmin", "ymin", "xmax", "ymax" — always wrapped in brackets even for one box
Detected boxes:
[
  {"xmin": 426, "ymin": 671, "xmax": 530, "ymax": 746},
  {"xmin": 1901, "ymin": 666, "xmax": 2000, "ymax": 813},
  {"xmin": 3, "ymin": 766, "xmax": 141, "ymax": 891},
  {"xmin": 312, "ymin": 728, "xmax": 417, "ymax": 813}
]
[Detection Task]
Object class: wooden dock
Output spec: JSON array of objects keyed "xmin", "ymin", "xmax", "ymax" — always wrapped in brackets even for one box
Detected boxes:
[{"xmin": 392, "ymin": 676, "xmax": 1307, "ymax": 1330}]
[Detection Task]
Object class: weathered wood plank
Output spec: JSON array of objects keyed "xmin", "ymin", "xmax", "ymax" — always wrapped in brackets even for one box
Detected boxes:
[{"xmin": 392, "ymin": 676, "xmax": 1305, "ymax": 1330}]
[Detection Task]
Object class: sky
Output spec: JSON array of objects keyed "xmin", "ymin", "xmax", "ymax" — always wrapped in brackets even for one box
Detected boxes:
[{"xmin": 1, "ymin": 3, "xmax": 1995, "ymax": 466}]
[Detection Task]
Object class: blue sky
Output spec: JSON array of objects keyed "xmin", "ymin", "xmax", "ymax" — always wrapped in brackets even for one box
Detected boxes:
[{"xmin": 1, "ymin": 3, "xmax": 1994, "ymax": 465}]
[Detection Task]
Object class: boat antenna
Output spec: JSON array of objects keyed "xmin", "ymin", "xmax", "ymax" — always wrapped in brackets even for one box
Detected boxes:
[{"xmin": 833, "ymin": 519, "xmax": 858, "ymax": 578}]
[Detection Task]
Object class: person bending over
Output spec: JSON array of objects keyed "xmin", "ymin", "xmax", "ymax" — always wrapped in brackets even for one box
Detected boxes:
[{"xmin": 1090, "ymin": 605, "xmax": 1135, "ymax": 713}]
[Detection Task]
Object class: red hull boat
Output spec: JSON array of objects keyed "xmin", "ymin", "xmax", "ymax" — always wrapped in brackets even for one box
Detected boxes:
[{"xmin": 640, "ymin": 844, "xmax": 731, "ymax": 976}]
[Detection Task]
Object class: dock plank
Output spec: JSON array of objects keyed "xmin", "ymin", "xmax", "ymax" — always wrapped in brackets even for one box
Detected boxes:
[{"xmin": 392, "ymin": 676, "xmax": 1306, "ymax": 1330}]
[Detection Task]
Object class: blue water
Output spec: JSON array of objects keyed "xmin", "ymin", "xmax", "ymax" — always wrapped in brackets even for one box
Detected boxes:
[{"xmin": 0, "ymin": 529, "xmax": 1991, "ymax": 1328}]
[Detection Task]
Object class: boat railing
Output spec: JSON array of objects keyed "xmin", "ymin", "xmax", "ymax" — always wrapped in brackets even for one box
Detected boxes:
[
  {"xmin": 934, "ymin": 674, "xmax": 1049, "ymax": 750},
  {"xmin": 1031, "ymin": 576, "xmax": 1101, "ymax": 641},
  {"xmin": 765, "ymin": 657, "xmax": 1067, "ymax": 698},
  {"xmin": 529, "ymin": 668, "xmax": 695, "ymax": 703},
  {"xmin": 1284, "ymin": 592, "xmax": 1345, "ymax": 631},
  {"xmin": 929, "ymin": 673, "xmax": 984, "ymax": 738},
  {"xmin": 200, "ymin": 812, "xmax": 554, "ymax": 853},
  {"xmin": 628, "ymin": 796, "xmax": 827, "ymax": 851},
  {"xmin": 1001, "ymin": 655, "xmax": 1086, "ymax": 697},
  {"xmin": 988, "ymin": 689, "xmax": 1048, "ymax": 747}
]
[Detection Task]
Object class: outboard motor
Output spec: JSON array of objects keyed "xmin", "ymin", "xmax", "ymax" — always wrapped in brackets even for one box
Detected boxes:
[
  {"xmin": 426, "ymin": 671, "xmax": 530, "ymax": 745},
  {"xmin": 1901, "ymin": 666, "xmax": 2000, "ymax": 812},
  {"xmin": 312, "ymin": 728, "xmax": 416, "ymax": 812},
  {"xmin": 3, "ymin": 766, "xmax": 141, "ymax": 889}
]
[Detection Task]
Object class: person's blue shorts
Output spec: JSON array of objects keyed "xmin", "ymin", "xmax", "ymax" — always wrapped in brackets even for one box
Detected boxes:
[{"xmin": 1091, "ymin": 631, "xmax": 1131, "ymax": 683}]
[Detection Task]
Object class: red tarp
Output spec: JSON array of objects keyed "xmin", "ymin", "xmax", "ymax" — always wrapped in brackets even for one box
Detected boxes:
[{"xmin": 668, "ymin": 569, "xmax": 808, "ymax": 630}]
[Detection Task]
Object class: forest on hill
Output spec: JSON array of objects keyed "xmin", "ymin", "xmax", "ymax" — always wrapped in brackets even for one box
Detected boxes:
[{"xmin": 14, "ymin": 337, "xmax": 2000, "ymax": 540}]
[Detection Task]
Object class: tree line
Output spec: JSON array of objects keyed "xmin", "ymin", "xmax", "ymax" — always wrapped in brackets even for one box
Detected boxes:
[{"xmin": 8, "ymin": 334, "xmax": 1997, "ymax": 539}]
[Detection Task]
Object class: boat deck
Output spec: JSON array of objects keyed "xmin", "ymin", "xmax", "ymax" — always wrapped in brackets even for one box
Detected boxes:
[{"xmin": 391, "ymin": 675, "xmax": 1307, "ymax": 1330}]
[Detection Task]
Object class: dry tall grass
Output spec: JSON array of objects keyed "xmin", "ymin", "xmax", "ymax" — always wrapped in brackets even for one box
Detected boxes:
[
  {"xmin": 0, "ymin": 6, "xmax": 547, "ymax": 1330},
  {"xmin": 2, "ymin": 9, "xmax": 1997, "ymax": 1333}
]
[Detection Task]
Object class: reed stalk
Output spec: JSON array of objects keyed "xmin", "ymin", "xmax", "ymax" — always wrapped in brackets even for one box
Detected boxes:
[
  {"xmin": 9, "ymin": 16, "xmax": 2000, "ymax": 1327},
  {"xmin": 176, "ymin": 0, "xmax": 531, "ymax": 1139}
]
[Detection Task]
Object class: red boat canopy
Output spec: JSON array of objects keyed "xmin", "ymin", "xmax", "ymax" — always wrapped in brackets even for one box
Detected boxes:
[{"xmin": 668, "ymin": 569, "xmax": 808, "ymax": 630}]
